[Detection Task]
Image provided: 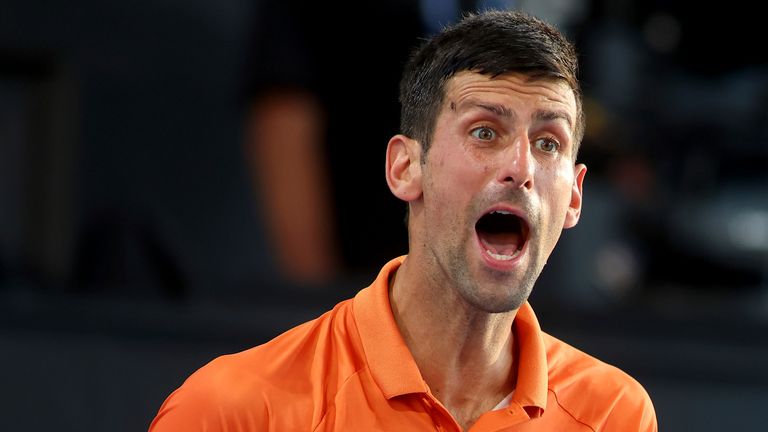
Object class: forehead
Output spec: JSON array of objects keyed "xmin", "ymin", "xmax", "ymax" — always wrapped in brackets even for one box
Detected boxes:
[{"xmin": 443, "ymin": 71, "xmax": 577, "ymax": 119}]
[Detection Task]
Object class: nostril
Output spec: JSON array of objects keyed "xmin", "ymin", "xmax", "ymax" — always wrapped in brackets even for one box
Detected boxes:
[{"xmin": 501, "ymin": 175, "xmax": 533, "ymax": 189}]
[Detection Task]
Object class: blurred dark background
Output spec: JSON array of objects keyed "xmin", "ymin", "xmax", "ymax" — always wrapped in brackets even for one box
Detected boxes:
[{"xmin": 1, "ymin": 0, "xmax": 766, "ymax": 430}]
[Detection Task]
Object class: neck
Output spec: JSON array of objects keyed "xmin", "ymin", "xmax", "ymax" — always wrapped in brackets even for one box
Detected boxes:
[{"xmin": 389, "ymin": 258, "xmax": 518, "ymax": 429}]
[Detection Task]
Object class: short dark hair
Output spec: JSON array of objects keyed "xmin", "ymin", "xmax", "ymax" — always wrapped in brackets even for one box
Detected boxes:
[{"xmin": 399, "ymin": 10, "xmax": 584, "ymax": 159}]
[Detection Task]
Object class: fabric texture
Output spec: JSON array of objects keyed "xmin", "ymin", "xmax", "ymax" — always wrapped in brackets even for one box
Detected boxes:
[{"xmin": 150, "ymin": 256, "xmax": 657, "ymax": 431}]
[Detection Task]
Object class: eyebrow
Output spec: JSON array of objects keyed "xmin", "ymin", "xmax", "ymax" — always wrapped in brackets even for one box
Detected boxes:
[
  {"xmin": 533, "ymin": 109, "xmax": 573, "ymax": 130},
  {"xmin": 452, "ymin": 99, "xmax": 515, "ymax": 119},
  {"xmin": 477, "ymin": 102, "xmax": 514, "ymax": 118},
  {"xmin": 452, "ymin": 100, "xmax": 573, "ymax": 130}
]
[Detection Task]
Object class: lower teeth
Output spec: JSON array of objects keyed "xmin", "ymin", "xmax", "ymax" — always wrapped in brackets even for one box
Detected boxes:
[{"xmin": 487, "ymin": 250, "xmax": 519, "ymax": 261}]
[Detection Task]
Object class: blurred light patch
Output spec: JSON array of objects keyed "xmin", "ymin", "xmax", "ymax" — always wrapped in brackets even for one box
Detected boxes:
[
  {"xmin": 595, "ymin": 241, "xmax": 640, "ymax": 299},
  {"xmin": 728, "ymin": 210, "xmax": 768, "ymax": 252}
]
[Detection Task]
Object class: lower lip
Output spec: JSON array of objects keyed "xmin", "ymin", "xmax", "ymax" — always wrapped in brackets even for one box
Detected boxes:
[{"xmin": 475, "ymin": 233, "xmax": 527, "ymax": 271}]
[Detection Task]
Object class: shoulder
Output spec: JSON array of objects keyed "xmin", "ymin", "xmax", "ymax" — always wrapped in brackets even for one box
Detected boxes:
[
  {"xmin": 150, "ymin": 298, "xmax": 364, "ymax": 431},
  {"xmin": 149, "ymin": 351, "xmax": 278, "ymax": 431},
  {"xmin": 543, "ymin": 333, "xmax": 657, "ymax": 431}
]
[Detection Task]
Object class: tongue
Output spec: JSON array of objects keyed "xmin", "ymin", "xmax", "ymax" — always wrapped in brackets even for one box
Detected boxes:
[{"xmin": 479, "ymin": 231, "xmax": 521, "ymax": 256}]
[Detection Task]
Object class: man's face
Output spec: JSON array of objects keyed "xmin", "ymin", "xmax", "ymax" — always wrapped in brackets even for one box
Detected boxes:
[{"xmin": 414, "ymin": 71, "xmax": 586, "ymax": 313}]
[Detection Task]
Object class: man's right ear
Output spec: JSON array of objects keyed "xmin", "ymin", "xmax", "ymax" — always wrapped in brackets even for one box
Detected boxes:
[{"xmin": 385, "ymin": 134, "xmax": 423, "ymax": 202}]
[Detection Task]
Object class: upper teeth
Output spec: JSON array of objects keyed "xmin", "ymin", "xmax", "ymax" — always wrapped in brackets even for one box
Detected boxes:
[{"xmin": 491, "ymin": 210, "xmax": 511, "ymax": 215}]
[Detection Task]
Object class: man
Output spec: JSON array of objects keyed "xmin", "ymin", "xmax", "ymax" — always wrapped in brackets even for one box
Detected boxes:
[{"xmin": 151, "ymin": 10, "xmax": 657, "ymax": 431}]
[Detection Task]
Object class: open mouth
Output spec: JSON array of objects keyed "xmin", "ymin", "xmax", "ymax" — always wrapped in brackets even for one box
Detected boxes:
[{"xmin": 475, "ymin": 210, "xmax": 528, "ymax": 261}]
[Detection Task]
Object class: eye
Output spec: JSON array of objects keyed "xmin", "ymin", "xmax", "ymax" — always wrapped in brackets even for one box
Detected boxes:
[
  {"xmin": 533, "ymin": 137, "xmax": 560, "ymax": 153},
  {"xmin": 470, "ymin": 126, "xmax": 496, "ymax": 141}
]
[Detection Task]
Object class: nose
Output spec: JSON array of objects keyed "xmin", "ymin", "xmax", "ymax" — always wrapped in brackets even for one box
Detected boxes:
[{"xmin": 496, "ymin": 136, "xmax": 534, "ymax": 190}]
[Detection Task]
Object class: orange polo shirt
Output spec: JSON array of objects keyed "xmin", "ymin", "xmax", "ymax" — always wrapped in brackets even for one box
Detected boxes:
[{"xmin": 150, "ymin": 257, "xmax": 657, "ymax": 431}]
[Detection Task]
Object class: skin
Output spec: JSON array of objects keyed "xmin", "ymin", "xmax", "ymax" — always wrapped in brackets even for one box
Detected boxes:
[
  {"xmin": 245, "ymin": 90, "xmax": 340, "ymax": 283},
  {"xmin": 385, "ymin": 71, "xmax": 587, "ymax": 429}
]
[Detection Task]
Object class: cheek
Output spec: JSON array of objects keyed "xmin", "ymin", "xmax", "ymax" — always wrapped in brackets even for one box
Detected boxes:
[
  {"xmin": 423, "ymin": 151, "xmax": 480, "ymax": 224},
  {"xmin": 443, "ymin": 145, "xmax": 491, "ymax": 185},
  {"xmin": 537, "ymin": 167, "xmax": 575, "ymax": 213}
]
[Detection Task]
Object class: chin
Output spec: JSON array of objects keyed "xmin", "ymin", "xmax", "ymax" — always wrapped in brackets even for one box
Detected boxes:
[{"xmin": 461, "ymin": 281, "xmax": 531, "ymax": 314}]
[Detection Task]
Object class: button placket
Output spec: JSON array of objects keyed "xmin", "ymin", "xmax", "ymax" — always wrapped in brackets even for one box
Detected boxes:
[{"xmin": 422, "ymin": 395, "xmax": 461, "ymax": 432}]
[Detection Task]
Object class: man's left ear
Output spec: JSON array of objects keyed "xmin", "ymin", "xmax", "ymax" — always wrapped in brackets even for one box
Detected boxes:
[{"xmin": 564, "ymin": 164, "xmax": 587, "ymax": 229}]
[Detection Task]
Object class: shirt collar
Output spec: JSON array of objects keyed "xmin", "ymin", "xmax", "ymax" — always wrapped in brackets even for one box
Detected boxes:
[
  {"xmin": 354, "ymin": 256, "xmax": 427, "ymax": 398},
  {"xmin": 510, "ymin": 302, "xmax": 548, "ymax": 417},
  {"xmin": 353, "ymin": 256, "xmax": 548, "ymax": 415}
]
